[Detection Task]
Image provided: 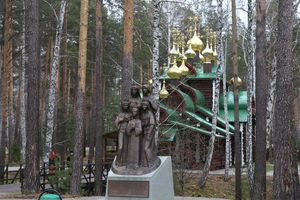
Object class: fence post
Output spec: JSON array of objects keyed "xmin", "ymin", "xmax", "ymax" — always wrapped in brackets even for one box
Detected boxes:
[
  {"xmin": 20, "ymin": 164, "xmax": 23, "ymax": 190},
  {"xmin": 88, "ymin": 164, "xmax": 92, "ymax": 184},
  {"xmin": 5, "ymin": 165, "xmax": 8, "ymax": 184},
  {"xmin": 41, "ymin": 162, "xmax": 46, "ymax": 190}
]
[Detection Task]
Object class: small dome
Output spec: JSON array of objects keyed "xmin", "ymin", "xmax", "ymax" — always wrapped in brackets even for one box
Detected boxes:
[
  {"xmin": 185, "ymin": 44, "xmax": 196, "ymax": 59},
  {"xmin": 167, "ymin": 62, "xmax": 182, "ymax": 79},
  {"xmin": 178, "ymin": 60, "xmax": 189, "ymax": 76},
  {"xmin": 160, "ymin": 80, "xmax": 169, "ymax": 99},
  {"xmin": 189, "ymin": 32, "xmax": 204, "ymax": 52}
]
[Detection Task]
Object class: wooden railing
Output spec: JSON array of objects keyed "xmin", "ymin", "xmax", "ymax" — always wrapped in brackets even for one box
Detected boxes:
[
  {"xmin": 2, "ymin": 164, "xmax": 23, "ymax": 185},
  {"xmin": 1, "ymin": 162, "xmax": 111, "ymax": 194}
]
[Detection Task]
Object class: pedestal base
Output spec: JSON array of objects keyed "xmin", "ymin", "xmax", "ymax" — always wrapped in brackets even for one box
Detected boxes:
[{"xmin": 105, "ymin": 156, "xmax": 174, "ymax": 200}]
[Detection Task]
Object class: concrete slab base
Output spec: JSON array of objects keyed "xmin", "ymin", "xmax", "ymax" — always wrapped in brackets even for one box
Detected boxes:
[{"xmin": 105, "ymin": 156, "xmax": 174, "ymax": 200}]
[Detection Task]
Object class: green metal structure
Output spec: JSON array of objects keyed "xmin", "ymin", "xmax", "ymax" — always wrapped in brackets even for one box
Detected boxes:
[{"xmin": 159, "ymin": 64, "xmax": 247, "ymax": 142}]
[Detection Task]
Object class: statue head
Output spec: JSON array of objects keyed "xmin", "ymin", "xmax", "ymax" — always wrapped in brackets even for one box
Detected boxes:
[
  {"xmin": 130, "ymin": 84, "xmax": 141, "ymax": 98},
  {"xmin": 121, "ymin": 100, "xmax": 130, "ymax": 111},
  {"xmin": 141, "ymin": 100, "xmax": 150, "ymax": 111},
  {"xmin": 130, "ymin": 106, "xmax": 139, "ymax": 117},
  {"xmin": 142, "ymin": 84, "xmax": 153, "ymax": 97}
]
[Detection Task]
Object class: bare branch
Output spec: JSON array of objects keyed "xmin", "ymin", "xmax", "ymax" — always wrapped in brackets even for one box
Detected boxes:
[{"xmin": 42, "ymin": 0, "xmax": 58, "ymax": 22}]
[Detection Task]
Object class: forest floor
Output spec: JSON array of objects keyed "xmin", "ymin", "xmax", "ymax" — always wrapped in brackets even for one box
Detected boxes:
[
  {"xmin": 1, "ymin": 165, "xmax": 299, "ymax": 200},
  {"xmin": 174, "ymin": 174, "xmax": 274, "ymax": 200},
  {"xmin": 0, "ymin": 174, "xmax": 270, "ymax": 200}
]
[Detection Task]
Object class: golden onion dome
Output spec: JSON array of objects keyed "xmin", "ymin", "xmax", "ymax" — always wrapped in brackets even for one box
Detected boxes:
[
  {"xmin": 185, "ymin": 44, "xmax": 196, "ymax": 59},
  {"xmin": 167, "ymin": 62, "xmax": 182, "ymax": 79},
  {"xmin": 178, "ymin": 60, "xmax": 189, "ymax": 76},
  {"xmin": 202, "ymin": 41, "xmax": 213, "ymax": 56},
  {"xmin": 190, "ymin": 31, "xmax": 204, "ymax": 52},
  {"xmin": 193, "ymin": 51, "xmax": 204, "ymax": 64},
  {"xmin": 202, "ymin": 41, "xmax": 213, "ymax": 64},
  {"xmin": 230, "ymin": 76, "xmax": 243, "ymax": 87},
  {"xmin": 177, "ymin": 52, "xmax": 184, "ymax": 62},
  {"xmin": 187, "ymin": 38, "xmax": 192, "ymax": 46},
  {"xmin": 178, "ymin": 45, "xmax": 187, "ymax": 62},
  {"xmin": 160, "ymin": 80, "xmax": 169, "ymax": 99},
  {"xmin": 213, "ymin": 49, "xmax": 218, "ymax": 59},
  {"xmin": 178, "ymin": 54, "xmax": 187, "ymax": 62},
  {"xmin": 169, "ymin": 43, "xmax": 179, "ymax": 58}
]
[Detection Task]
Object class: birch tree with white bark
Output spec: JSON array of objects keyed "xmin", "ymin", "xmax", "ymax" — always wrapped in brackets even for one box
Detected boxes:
[
  {"xmin": 43, "ymin": 0, "xmax": 67, "ymax": 162},
  {"xmin": 152, "ymin": 0, "xmax": 161, "ymax": 106},
  {"xmin": 266, "ymin": 56, "xmax": 276, "ymax": 160},
  {"xmin": 214, "ymin": 0, "xmax": 231, "ymax": 182},
  {"xmin": 243, "ymin": 0, "xmax": 255, "ymax": 194},
  {"xmin": 199, "ymin": 65, "xmax": 222, "ymax": 187}
]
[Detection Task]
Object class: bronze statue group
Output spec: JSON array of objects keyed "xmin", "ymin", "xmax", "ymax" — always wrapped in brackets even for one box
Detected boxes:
[{"xmin": 113, "ymin": 84, "xmax": 160, "ymax": 174}]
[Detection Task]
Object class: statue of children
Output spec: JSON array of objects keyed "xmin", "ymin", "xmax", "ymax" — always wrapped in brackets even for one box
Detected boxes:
[
  {"xmin": 140, "ymin": 100, "xmax": 156, "ymax": 167},
  {"xmin": 129, "ymin": 84, "xmax": 142, "ymax": 110},
  {"xmin": 126, "ymin": 105, "xmax": 143, "ymax": 170},
  {"xmin": 142, "ymin": 84, "xmax": 158, "ymax": 112},
  {"xmin": 115, "ymin": 100, "xmax": 131, "ymax": 166}
]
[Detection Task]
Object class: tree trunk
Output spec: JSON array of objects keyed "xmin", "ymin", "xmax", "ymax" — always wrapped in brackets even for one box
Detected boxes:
[
  {"xmin": 60, "ymin": 10, "xmax": 69, "ymax": 167},
  {"xmin": 67, "ymin": 69, "xmax": 71, "ymax": 113},
  {"xmin": 70, "ymin": 0, "xmax": 89, "ymax": 195},
  {"xmin": 199, "ymin": 66, "xmax": 222, "ymax": 187},
  {"xmin": 152, "ymin": 0, "xmax": 160, "ymax": 107},
  {"xmin": 94, "ymin": 0, "xmax": 104, "ymax": 195},
  {"xmin": 152, "ymin": 0, "xmax": 161, "ymax": 147},
  {"xmin": 40, "ymin": 38, "xmax": 52, "ymax": 137},
  {"xmin": 23, "ymin": 0, "xmax": 41, "ymax": 194},
  {"xmin": 121, "ymin": 0, "xmax": 134, "ymax": 101},
  {"xmin": 8, "ymin": 38, "xmax": 14, "ymax": 163},
  {"xmin": 20, "ymin": 0, "xmax": 26, "ymax": 162},
  {"xmin": 0, "ymin": 0, "xmax": 12, "ymax": 183},
  {"xmin": 246, "ymin": 0, "xmax": 255, "ymax": 195},
  {"xmin": 215, "ymin": 0, "xmax": 230, "ymax": 182},
  {"xmin": 231, "ymin": 0, "xmax": 241, "ymax": 198},
  {"xmin": 253, "ymin": 0, "xmax": 267, "ymax": 199},
  {"xmin": 266, "ymin": 56, "xmax": 276, "ymax": 163},
  {"xmin": 0, "ymin": 37, "xmax": 5, "ymax": 185},
  {"xmin": 5, "ymin": 0, "xmax": 14, "ymax": 164},
  {"xmin": 223, "ymin": 35, "xmax": 231, "ymax": 181},
  {"xmin": 44, "ymin": 0, "xmax": 66, "ymax": 163},
  {"xmin": 273, "ymin": 0, "xmax": 300, "ymax": 199},
  {"xmin": 88, "ymin": 70, "xmax": 96, "ymax": 164}
]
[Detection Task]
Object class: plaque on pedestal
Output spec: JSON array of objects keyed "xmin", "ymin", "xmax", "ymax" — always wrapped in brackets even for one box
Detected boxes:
[{"xmin": 105, "ymin": 156, "xmax": 174, "ymax": 200}]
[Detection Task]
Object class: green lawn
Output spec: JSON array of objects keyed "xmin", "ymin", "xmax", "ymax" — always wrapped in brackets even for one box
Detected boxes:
[{"xmin": 174, "ymin": 174, "xmax": 274, "ymax": 200}]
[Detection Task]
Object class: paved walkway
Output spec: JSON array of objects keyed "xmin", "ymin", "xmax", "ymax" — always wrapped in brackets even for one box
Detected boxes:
[
  {"xmin": 0, "ymin": 196, "xmax": 227, "ymax": 200},
  {"xmin": 209, "ymin": 165, "xmax": 300, "ymax": 176},
  {"xmin": 0, "ymin": 183, "xmax": 20, "ymax": 196},
  {"xmin": 0, "ymin": 184, "xmax": 227, "ymax": 200}
]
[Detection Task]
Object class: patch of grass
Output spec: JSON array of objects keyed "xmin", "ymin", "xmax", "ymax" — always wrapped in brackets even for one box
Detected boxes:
[{"xmin": 174, "ymin": 174, "xmax": 274, "ymax": 200}]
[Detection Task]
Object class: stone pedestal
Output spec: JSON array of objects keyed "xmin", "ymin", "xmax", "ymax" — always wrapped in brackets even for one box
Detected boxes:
[{"xmin": 105, "ymin": 156, "xmax": 174, "ymax": 200}]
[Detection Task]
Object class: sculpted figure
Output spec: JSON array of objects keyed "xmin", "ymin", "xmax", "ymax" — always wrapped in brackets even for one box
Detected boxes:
[
  {"xmin": 140, "ymin": 100, "xmax": 156, "ymax": 167},
  {"xmin": 114, "ymin": 100, "xmax": 131, "ymax": 166},
  {"xmin": 129, "ymin": 84, "xmax": 142, "ymax": 110},
  {"xmin": 142, "ymin": 84, "xmax": 158, "ymax": 112},
  {"xmin": 126, "ymin": 106, "xmax": 142, "ymax": 170},
  {"xmin": 112, "ymin": 84, "xmax": 161, "ymax": 175}
]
